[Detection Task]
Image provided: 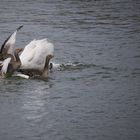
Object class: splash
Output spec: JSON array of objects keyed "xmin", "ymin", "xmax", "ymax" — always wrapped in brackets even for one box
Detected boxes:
[{"xmin": 49, "ymin": 61, "xmax": 96, "ymax": 71}]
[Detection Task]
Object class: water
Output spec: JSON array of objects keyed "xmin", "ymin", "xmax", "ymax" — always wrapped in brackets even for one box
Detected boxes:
[{"xmin": 0, "ymin": 0, "xmax": 140, "ymax": 140}]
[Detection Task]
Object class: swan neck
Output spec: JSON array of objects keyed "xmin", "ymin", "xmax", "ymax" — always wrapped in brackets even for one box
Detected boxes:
[
  {"xmin": 14, "ymin": 51, "xmax": 20, "ymax": 63},
  {"xmin": 42, "ymin": 55, "xmax": 53, "ymax": 78}
]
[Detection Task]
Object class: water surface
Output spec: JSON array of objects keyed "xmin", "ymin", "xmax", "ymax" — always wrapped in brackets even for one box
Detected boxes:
[{"xmin": 0, "ymin": 0, "xmax": 140, "ymax": 140}]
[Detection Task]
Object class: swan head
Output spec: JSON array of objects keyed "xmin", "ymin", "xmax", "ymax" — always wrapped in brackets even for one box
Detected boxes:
[{"xmin": 15, "ymin": 48, "xmax": 24, "ymax": 56}]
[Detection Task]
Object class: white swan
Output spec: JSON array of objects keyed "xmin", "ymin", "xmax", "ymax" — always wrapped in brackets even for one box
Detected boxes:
[
  {"xmin": 19, "ymin": 38, "xmax": 54, "ymax": 78},
  {"xmin": 0, "ymin": 26, "xmax": 54, "ymax": 79},
  {"xmin": 20, "ymin": 38, "xmax": 54, "ymax": 70}
]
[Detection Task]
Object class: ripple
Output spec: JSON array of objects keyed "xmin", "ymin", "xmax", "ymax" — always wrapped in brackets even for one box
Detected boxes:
[{"xmin": 52, "ymin": 61, "xmax": 96, "ymax": 71}]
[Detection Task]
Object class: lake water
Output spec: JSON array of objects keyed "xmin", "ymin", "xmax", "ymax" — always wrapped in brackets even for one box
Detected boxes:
[{"xmin": 0, "ymin": 0, "xmax": 140, "ymax": 140}]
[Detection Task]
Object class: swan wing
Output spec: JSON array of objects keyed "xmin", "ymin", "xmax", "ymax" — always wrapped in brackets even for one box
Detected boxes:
[
  {"xmin": 0, "ymin": 25, "xmax": 23, "ymax": 55},
  {"xmin": 1, "ymin": 58, "xmax": 11, "ymax": 74},
  {"xmin": 20, "ymin": 40, "xmax": 37, "ymax": 69}
]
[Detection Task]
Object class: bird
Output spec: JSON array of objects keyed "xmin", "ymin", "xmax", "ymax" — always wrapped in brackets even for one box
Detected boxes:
[
  {"xmin": 0, "ymin": 26, "xmax": 54, "ymax": 79},
  {"xmin": 19, "ymin": 39, "xmax": 54, "ymax": 78}
]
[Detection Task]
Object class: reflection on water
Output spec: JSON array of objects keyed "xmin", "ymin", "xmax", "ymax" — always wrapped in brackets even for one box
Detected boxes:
[{"xmin": 21, "ymin": 84, "xmax": 49, "ymax": 123}]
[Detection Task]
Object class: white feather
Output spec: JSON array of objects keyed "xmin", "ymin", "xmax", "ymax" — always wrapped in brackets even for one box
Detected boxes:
[
  {"xmin": 1, "ymin": 58, "xmax": 11, "ymax": 74},
  {"xmin": 2, "ymin": 25, "xmax": 23, "ymax": 55},
  {"xmin": 13, "ymin": 73, "xmax": 29, "ymax": 79},
  {"xmin": 20, "ymin": 39, "xmax": 54, "ymax": 71},
  {"xmin": 6, "ymin": 31, "xmax": 17, "ymax": 55}
]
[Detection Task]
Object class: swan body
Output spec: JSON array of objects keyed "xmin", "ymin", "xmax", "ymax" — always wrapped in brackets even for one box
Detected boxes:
[{"xmin": 20, "ymin": 39, "xmax": 54, "ymax": 71}]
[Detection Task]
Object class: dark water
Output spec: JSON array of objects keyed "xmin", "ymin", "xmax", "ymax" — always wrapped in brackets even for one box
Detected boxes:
[{"xmin": 0, "ymin": 0, "xmax": 140, "ymax": 140}]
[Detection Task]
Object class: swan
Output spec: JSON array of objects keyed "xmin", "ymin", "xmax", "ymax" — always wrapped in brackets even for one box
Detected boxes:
[
  {"xmin": 19, "ymin": 38, "xmax": 54, "ymax": 78},
  {"xmin": 0, "ymin": 26, "xmax": 54, "ymax": 79}
]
